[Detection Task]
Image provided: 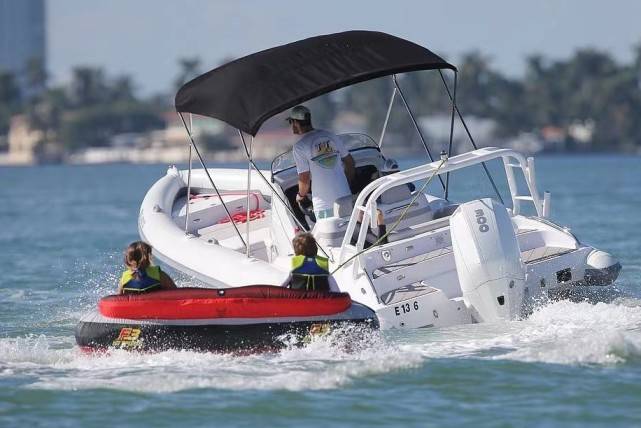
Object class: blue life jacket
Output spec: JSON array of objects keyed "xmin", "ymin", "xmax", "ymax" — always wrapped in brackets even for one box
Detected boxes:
[
  {"xmin": 120, "ymin": 266, "xmax": 161, "ymax": 293},
  {"xmin": 290, "ymin": 255, "xmax": 330, "ymax": 292}
]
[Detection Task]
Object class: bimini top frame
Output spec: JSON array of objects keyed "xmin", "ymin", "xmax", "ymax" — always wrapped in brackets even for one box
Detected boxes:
[
  {"xmin": 173, "ymin": 31, "xmax": 460, "ymax": 258},
  {"xmin": 172, "ymin": 31, "xmax": 504, "ymax": 261}
]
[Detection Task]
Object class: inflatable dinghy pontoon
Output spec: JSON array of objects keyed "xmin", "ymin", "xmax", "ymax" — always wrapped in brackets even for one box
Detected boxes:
[{"xmin": 75, "ymin": 286, "xmax": 378, "ymax": 353}]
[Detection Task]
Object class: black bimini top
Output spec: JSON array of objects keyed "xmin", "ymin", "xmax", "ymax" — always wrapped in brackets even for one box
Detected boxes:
[{"xmin": 175, "ymin": 30, "xmax": 456, "ymax": 136}]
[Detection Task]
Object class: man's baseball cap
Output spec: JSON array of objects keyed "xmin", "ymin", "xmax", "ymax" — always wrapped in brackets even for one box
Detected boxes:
[{"xmin": 286, "ymin": 105, "xmax": 311, "ymax": 122}]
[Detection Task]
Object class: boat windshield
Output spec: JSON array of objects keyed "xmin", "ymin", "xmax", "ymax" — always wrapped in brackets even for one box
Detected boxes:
[{"xmin": 271, "ymin": 133, "xmax": 378, "ymax": 175}]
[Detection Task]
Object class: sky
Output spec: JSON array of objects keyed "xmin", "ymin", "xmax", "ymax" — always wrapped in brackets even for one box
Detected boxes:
[{"xmin": 47, "ymin": 0, "xmax": 641, "ymax": 96}]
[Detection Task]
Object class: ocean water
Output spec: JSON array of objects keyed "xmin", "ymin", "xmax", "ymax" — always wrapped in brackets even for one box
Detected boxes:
[{"xmin": 1, "ymin": 155, "xmax": 640, "ymax": 427}]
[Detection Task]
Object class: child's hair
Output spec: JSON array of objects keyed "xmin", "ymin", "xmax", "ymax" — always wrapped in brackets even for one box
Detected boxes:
[
  {"xmin": 124, "ymin": 241, "xmax": 153, "ymax": 274},
  {"xmin": 292, "ymin": 232, "xmax": 317, "ymax": 257}
]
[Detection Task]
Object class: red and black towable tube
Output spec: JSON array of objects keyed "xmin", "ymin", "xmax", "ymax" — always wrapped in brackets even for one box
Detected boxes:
[
  {"xmin": 76, "ymin": 285, "xmax": 378, "ymax": 353},
  {"xmin": 99, "ymin": 286, "xmax": 353, "ymax": 320}
]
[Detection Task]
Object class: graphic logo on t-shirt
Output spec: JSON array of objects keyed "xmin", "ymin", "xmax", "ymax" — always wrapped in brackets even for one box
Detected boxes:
[{"xmin": 311, "ymin": 139, "xmax": 339, "ymax": 169}]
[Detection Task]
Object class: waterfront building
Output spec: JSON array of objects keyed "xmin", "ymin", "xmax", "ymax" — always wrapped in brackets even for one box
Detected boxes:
[{"xmin": 0, "ymin": 0, "xmax": 46, "ymax": 92}]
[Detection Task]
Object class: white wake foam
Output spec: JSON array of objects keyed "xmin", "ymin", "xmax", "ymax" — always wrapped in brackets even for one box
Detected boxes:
[
  {"xmin": 0, "ymin": 326, "xmax": 421, "ymax": 392},
  {"xmin": 2, "ymin": 299, "xmax": 641, "ymax": 393},
  {"xmin": 402, "ymin": 299, "xmax": 641, "ymax": 365},
  {"xmin": 501, "ymin": 300, "xmax": 641, "ymax": 364}
]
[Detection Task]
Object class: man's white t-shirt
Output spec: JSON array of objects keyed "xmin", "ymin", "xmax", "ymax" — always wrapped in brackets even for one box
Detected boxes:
[{"xmin": 292, "ymin": 129, "xmax": 352, "ymax": 212}]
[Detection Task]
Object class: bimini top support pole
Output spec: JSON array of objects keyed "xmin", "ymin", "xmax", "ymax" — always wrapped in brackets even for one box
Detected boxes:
[
  {"xmin": 393, "ymin": 74, "xmax": 446, "ymax": 192},
  {"xmin": 178, "ymin": 112, "xmax": 247, "ymax": 250},
  {"xmin": 445, "ymin": 71, "xmax": 457, "ymax": 200},
  {"xmin": 438, "ymin": 70, "xmax": 504, "ymax": 205},
  {"xmin": 378, "ymin": 84, "xmax": 397, "ymax": 148},
  {"xmin": 238, "ymin": 129, "xmax": 258, "ymax": 257},
  {"xmin": 237, "ymin": 130, "xmax": 332, "ymax": 261},
  {"xmin": 184, "ymin": 114, "xmax": 194, "ymax": 234}
]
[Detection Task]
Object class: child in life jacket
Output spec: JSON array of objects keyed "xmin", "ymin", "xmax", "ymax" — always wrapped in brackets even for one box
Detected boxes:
[
  {"xmin": 118, "ymin": 241, "xmax": 177, "ymax": 294},
  {"xmin": 289, "ymin": 232, "xmax": 339, "ymax": 292}
]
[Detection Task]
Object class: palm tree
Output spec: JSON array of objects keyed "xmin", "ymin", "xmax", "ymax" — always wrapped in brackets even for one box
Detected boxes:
[
  {"xmin": 458, "ymin": 51, "xmax": 496, "ymax": 117},
  {"xmin": 0, "ymin": 70, "xmax": 21, "ymax": 135},
  {"xmin": 24, "ymin": 56, "xmax": 48, "ymax": 100},
  {"xmin": 0, "ymin": 70, "xmax": 21, "ymax": 108},
  {"xmin": 110, "ymin": 75, "xmax": 136, "ymax": 102},
  {"xmin": 174, "ymin": 57, "xmax": 201, "ymax": 91},
  {"xmin": 70, "ymin": 67, "xmax": 107, "ymax": 108}
]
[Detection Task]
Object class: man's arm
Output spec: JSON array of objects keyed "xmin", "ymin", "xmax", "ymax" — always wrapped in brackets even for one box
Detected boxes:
[
  {"xmin": 297, "ymin": 171, "xmax": 311, "ymax": 198},
  {"xmin": 292, "ymin": 142, "xmax": 310, "ymax": 199},
  {"xmin": 333, "ymin": 135, "xmax": 355, "ymax": 185},
  {"xmin": 342, "ymin": 154, "xmax": 356, "ymax": 184}
]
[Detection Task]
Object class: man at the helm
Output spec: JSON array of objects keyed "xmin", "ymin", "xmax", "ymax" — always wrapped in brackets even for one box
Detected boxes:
[{"xmin": 288, "ymin": 105, "xmax": 355, "ymax": 221}]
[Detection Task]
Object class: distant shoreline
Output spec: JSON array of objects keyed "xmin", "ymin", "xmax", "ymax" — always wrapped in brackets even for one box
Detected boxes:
[{"xmin": 1, "ymin": 150, "xmax": 638, "ymax": 169}]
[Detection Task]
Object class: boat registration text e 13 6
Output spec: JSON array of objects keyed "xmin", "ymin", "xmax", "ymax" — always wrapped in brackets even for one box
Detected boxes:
[{"xmin": 394, "ymin": 301, "xmax": 419, "ymax": 316}]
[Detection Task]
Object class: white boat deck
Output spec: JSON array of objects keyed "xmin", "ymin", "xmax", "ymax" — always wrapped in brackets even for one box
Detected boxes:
[
  {"xmin": 368, "ymin": 225, "xmax": 576, "ymax": 305},
  {"xmin": 371, "ymin": 227, "xmax": 574, "ymax": 277}
]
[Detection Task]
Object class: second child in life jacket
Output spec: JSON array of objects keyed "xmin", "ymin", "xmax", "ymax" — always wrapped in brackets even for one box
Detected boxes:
[
  {"xmin": 288, "ymin": 232, "xmax": 340, "ymax": 292},
  {"xmin": 118, "ymin": 241, "xmax": 177, "ymax": 294}
]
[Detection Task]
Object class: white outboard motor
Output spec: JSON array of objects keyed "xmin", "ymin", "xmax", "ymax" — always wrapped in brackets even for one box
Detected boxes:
[{"xmin": 450, "ymin": 198, "xmax": 526, "ymax": 322}]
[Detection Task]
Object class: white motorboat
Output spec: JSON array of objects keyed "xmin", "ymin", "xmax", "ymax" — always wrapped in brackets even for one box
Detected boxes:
[{"xmin": 139, "ymin": 31, "xmax": 621, "ymax": 330}]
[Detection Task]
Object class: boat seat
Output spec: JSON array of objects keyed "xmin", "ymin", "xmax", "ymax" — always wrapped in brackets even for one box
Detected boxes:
[
  {"xmin": 344, "ymin": 186, "xmax": 435, "ymax": 245},
  {"xmin": 380, "ymin": 183, "xmax": 412, "ymax": 205},
  {"xmin": 332, "ymin": 185, "xmax": 417, "ymax": 220},
  {"xmin": 313, "ymin": 217, "xmax": 349, "ymax": 247},
  {"xmin": 349, "ymin": 187, "xmax": 430, "ymax": 244},
  {"xmin": 424, "ymin": 195, "xmax": 459, "ymax": 219},
  {"xmin": 175, "ymin": 191, "xmax": 266, "ymax": 233},
  {"xmin": 334, "ymin": 194, "xmax": 354, "ymax": 218},
  {"xmin": 376, "ymin": 187, "xmax": 432, "ymax": 231},
  {"xmin": 432, "ymin": 204, "xmax": 460, "ymax": 219},
  {"xmin": 333, "ymin": 189, "xmax": 449, "ymax": 246}
]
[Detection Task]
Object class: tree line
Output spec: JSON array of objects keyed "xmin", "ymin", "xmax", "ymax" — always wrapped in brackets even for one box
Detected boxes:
[
  {"xmin": 0, "ymin": 57, "xmax": 202, "ymax": 151},
  {"xmin": 322, "ymin": 46, "xmax": 641, "ymax": 151},
  {"xmin": 1, "ymin": 46, "xmax": 641, "ymax": 153}
]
